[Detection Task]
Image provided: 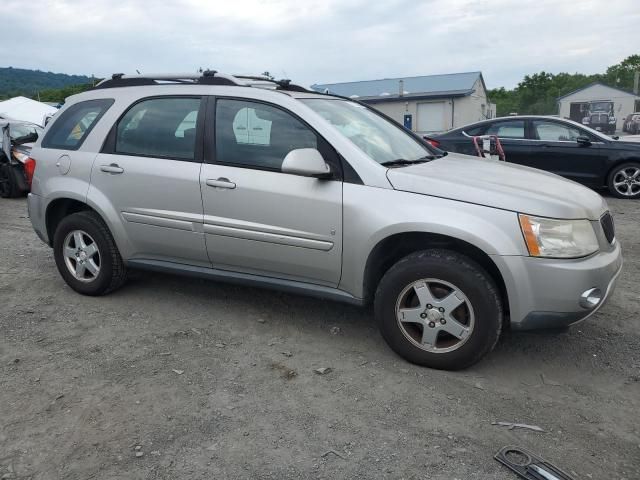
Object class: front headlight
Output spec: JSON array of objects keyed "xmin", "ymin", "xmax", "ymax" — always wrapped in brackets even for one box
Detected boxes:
[{"xmin": 519, "ymin": 214, "xmax": 599, "ymax": 258}]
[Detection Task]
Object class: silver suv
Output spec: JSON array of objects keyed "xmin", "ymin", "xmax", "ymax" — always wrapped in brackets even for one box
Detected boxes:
[{"xmin": 27, "ymin": 72, "xmax": 623, "ymax": 370}]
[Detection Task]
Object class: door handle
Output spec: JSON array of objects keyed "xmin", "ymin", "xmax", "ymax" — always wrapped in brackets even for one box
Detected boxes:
[
  {"xmin": 206, "ymin": 177, "xmax": 236, "ymax": 189},
  {"xmin": 100, "ymin": 163, "xmax": 124, "ymax": 174}
]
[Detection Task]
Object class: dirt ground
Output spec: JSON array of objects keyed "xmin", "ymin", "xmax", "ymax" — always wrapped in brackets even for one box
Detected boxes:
[{"xmin": 1, "ymin": 195, "xmax": 639, "ymax": 480}]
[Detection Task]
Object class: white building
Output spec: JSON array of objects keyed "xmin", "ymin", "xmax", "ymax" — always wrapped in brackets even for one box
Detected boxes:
[
  {"xmin": 312, "ymin": 72, "xmax": 495, "ymax": 134},
  {"xmin": 557, "ymin": 82, "xmax": 640, "ymax": 132}
]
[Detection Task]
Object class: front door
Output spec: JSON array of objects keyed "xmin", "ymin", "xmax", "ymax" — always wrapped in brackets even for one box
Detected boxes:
[
  {"xmin": 522, "ymin": 119, "xmax": 606, "ymax": 185},
  {"xmin": 90, "ymin": 96, "xmax": 210, "ymax": 266},
  {"xmin": 200, "ymin": 98, "xmax": 343, "ymax": 286}
]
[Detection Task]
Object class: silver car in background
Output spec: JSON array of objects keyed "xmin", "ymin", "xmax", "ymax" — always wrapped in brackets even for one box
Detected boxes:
[{"xmin": 26, "ymin": 72, "xmax": 622, "ymax": 370}]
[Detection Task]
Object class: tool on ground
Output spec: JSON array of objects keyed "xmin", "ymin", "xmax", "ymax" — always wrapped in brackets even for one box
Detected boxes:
[{"xmin": 494, "ymin": 446, "xmax": 576, "ymax": 480}]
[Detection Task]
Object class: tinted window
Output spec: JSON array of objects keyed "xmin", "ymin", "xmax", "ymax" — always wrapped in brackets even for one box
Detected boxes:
[
  {"xmin": 486, "ymin": 120, "xmax": 525, "ymax": 138},
  {"xmin": 42, "ymin": 99, "xmax": 113, "ymax": 150},
  {"xmin": 116, "ymin": 97, "xmax": 201, "ymax": 160},
  {"xmin": 216, "ymin": 99, "xmax": 317, "ymax": 170},
  {"xmin": 464, "ymin": 125, "xmax": 488, "ymax": 136},
  {"xmin": 532, "ymin": 121, "xmax": 582, "ymax": 141}
]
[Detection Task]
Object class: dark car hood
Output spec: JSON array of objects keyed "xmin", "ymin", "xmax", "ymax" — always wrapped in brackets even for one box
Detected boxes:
[
  {"xmin": 386, "ymin": 153, "xmax": 608, "ymax": 220},
  {"xmin": 611, "ymin": 139, "xmax": 640, "ymax": 148}
]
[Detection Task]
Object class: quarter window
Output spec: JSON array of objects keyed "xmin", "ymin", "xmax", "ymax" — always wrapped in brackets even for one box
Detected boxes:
[
  {"xmin": 42, "ymin": 99, "xmax": 113, "ymax": 150},
  {"xmin": 116, "ymin": 97, "xmax": 201, "ymax": 160},
  {"xmin": 215, "ymin": 99, "xmax": 317, "ymax": 170},
  {"xmin": 532, "ymin": 121, "xmax": 582, "ymax": 141},
  {"xmin": 485, "ymin": 120, "xmax": 525, "ymax": 139}
]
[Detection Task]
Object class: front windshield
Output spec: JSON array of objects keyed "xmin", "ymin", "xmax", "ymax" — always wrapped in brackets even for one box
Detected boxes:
[
  {"xmin": 301, "ymin": 98, "xmax": 434, "ymax": 164},
  {"xmin": 589, "ymin": 101, "xmax": 613, "ymax": 113}
]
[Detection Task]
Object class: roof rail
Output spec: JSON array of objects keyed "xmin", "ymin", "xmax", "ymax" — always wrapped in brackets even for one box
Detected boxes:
[
  {"xmin": 93, "ymin": 71, "xmax": 241, "ymax": 89},
  {"xmin": 92, "ymin": 71, "xmax": 315, "ymax": 93}
]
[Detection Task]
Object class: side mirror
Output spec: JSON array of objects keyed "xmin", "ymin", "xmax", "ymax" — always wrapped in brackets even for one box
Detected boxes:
[
  {"xmin": 281, "ymin": 148, "xmax": 332, "ymax": 178},
  {"xmin": 12, "ymin": 131, "xmax": 38, "ymax": 145},
  {"xmin": 576, "ymin": 136, "xmax": 591, "ymax": 146}
]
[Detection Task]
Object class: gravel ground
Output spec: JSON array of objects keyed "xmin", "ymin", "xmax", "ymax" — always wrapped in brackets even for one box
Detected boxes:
[{"xmin": 1, "ymin": 195, "xmax": 639, "ymax": 480}]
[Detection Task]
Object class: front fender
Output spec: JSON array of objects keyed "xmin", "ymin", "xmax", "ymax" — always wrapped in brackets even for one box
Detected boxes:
[{"xmin": 338, "ymin": 184, "xmax": 526, "ymax": 298}]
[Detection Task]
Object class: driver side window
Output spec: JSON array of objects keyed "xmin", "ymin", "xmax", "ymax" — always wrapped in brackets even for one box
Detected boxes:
[
  {"xmin": 215, "ymin": 99, "xmax": 317, "ymax": 170},
  {"xmin": 532, "ymin": 121, "xmax": 583, "ymax": 142}
]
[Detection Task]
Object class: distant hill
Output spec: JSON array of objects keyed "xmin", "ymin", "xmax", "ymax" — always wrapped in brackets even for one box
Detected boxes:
[{"xmin": 0, "ymin": 67, "xmax": 93, "ymax": 99}]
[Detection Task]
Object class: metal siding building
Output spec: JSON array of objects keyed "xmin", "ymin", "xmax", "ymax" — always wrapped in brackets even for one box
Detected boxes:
[
  {"xmin": 312, "ymin": 72, "xmax": 495, "ymax": 134},
  {"xmin": 557, "ymin": 82, "xmax": 640, "ymax": 133}
]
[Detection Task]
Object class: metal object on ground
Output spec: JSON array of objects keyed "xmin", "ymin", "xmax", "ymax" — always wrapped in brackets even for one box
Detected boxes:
[
  {"xmin": 472, "ymin": 134, "xmax": 506, "ymax": 161},
  {"xmin": 494, "ymin": 446, "xmax": 576, "ymax": 480}
]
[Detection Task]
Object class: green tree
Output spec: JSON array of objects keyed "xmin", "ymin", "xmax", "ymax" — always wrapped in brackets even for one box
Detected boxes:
[
  {"xmin": 603, "ymin": 54, "xmax": 640, "ymax": 91},
  {"xmin": 38, "ymin": 83, "xmax": 95, "ymax": 103},
  {"xmin": 488, "ymin": 55, "xmax": 640, "ymax": 117}
]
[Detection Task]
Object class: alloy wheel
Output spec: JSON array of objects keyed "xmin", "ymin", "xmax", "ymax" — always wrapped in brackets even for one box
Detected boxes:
[
  {"xmin": 612, "ymin": 166, "xmax": 640, "ymax": 197},
  {"xmin": 62, "ymin": 230, "xmax": 101, "ymax": 282},
  {"xmin": 395, "ymin": 278, "xmax": 475, "ymax": 353}
]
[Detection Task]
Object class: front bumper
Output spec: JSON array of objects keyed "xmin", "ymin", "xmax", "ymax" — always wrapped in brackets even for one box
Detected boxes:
[
  {"xmin": 492, "ymin": 241, "xmax": 623, "ymax": 330},
  {"xmin": 27, "ymin": 192, "xmax": 49, "ymax": 245}
]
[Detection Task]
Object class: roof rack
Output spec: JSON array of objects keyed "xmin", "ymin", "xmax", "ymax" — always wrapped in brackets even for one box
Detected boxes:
[{"xmin": 93, "ymin": 71, "xmax": 315, "ymax": 94}]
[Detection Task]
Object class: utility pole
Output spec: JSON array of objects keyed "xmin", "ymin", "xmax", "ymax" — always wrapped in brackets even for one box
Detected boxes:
[{"xmin": 634, "ymin": 71, "xmax": 639, "ymax": 95}]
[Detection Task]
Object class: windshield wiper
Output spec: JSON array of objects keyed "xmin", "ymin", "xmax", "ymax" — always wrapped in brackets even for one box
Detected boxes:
[{"xmin": 380, "ymin": 155, "xmax": 436, "ymax": 167}]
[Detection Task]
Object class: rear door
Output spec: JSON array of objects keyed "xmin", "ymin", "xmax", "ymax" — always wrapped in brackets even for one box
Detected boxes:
[
  {"xmin": 199, "ymin": 97, "xmax": 343, "ymax": 286},
  {"xmin": 90, "ymin": 96, "xmax": 210, "ymax": 266},
  {"xmin": 483, "ymin": 119, "xmax": 534, "ymax": 166},
  {"xmin": 521, "ymin": 119, "xmax": 606, "ymax": 185}
]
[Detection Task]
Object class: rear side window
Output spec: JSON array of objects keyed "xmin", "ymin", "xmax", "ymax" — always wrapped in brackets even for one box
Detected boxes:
[
  {"xmin": 42, "ymin": 99, "xmax": 113, "ymax": 150},
  {"xmin": 116, "ymin": 97, "xmax": 201, "ymax": 160},
  {"xmin": 486, "ymin": 120, "xmax": 525, "ymax": 138},
  {"xmin": 464, "ymin": 125, "xmax": 487, "ymax": 136}
]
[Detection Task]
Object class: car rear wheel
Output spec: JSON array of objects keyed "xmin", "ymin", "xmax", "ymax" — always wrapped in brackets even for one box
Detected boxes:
[
  {"xmin": 0, "ymin": 164, "xmax": 21, "ymax": 198},
  {"xmin": 53, "ymin": 211, "xmax": 127, "ymax": 295},
  {"xmin": 374, "ymin": 249, "xmax": 502, "ymax": 370},
  {"xmin": 608, "ymin": 163, "xmax": 640, "ymax": 199}
]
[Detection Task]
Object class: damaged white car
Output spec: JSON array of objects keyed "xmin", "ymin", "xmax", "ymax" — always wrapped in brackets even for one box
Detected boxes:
[{"xmin": 0, "ymin": 120, "xmax": 41, "ymax": 198}]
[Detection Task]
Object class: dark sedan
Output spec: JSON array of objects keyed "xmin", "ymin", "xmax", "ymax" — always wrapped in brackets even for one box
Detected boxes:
[{"xmin": 426, "ymin": 116, "xmax": 640, "ymax": 199}]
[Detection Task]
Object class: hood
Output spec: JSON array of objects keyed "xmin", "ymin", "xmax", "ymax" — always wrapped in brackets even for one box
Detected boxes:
[
  {"xmin": 386, "ymin": 153, "xmax": 608, "ymax": 220},
  {"xmin": 613, "ymin": 138, "xmax": 640, "ymax": 147}
]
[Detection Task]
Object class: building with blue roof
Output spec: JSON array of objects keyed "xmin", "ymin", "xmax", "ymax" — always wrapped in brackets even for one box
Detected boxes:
[{"xmin": 312, "ymin": 71, "xmax": 495, "ymax": 134}]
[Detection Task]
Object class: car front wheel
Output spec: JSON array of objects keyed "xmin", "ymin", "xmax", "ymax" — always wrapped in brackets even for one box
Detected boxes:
[
  {"xmin": 53, "ymin": 211, "xmax": 127, "ymax": 295},
  {"xmin": 608, "ymin": 163, "xmax": 640, "ymax": 199},
  {"xmin": 374, "ymin": 249, "xmax": 502, "ymax": 370}
]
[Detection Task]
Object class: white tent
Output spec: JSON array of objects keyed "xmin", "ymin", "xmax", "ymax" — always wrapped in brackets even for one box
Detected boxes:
[{"xmin": 0, "ymin": 96, "xmax": 57, "ymax": 126}]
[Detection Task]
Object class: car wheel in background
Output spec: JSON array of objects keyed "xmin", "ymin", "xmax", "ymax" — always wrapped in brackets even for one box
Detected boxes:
[
  {"xmin": 608, "ymin": 162, "xmax": 640, "ymax": 199},
  {"xmin": 374, "ymin": 249, "xmax": 502, "ymax": 370},
  {"xmin": 0, "ymin": 164, "xmax": 21, "ymax": 198},
  {"xmin": 53, "ymin": 211, "xmax": 127, "ymax": 295}
]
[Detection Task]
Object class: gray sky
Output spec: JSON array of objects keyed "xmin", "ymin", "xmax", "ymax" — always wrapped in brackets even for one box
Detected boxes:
[{"xmin": 4, "ymin": 0, "xmax": 639, "ymax": 89}]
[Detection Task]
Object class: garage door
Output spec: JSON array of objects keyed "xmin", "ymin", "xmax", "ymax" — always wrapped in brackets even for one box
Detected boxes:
[{"xmin": 417, "ymin": 102, "xmax": 445, "ymax": 132}]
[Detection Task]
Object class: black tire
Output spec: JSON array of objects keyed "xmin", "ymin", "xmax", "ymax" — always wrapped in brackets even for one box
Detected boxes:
[
  {"xmin": 0, "ymin": 164, "xmax": 21, "ymax": 198},
  {"xmin": 53, "ymin": 211, "xmax": 127, "ymax": 295},
  {"xmin": 607, "ymin": 162, "xmax": 640, "ymax": 199},
  {"xmin": 374, "ymin": 249, "xmax": 502, "ymax": 370}
]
